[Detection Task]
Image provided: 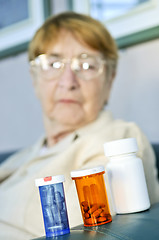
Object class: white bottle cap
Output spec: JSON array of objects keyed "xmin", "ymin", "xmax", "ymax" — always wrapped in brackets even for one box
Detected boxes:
[
  {"xmin": 70, "ymin": 165, "xmax": 105, "ymax": 178},
  {"xmin": 35, "ymin": 175, "xmax": 65, "ymax": 187},
  {"xmin": 103, "ymin": 138, "xmax": 138, "ymax": 157}
]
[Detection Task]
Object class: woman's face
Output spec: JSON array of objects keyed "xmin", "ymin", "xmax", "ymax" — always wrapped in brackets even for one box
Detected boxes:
[{"xmin": 33, "ymin": 32, "xmax": 113, "ymax": 128}]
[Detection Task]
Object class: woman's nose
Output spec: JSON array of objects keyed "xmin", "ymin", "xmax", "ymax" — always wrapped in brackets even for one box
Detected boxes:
[{"xmin": 58, "ymin": 64, "xmax": 79, "ymax": 90}]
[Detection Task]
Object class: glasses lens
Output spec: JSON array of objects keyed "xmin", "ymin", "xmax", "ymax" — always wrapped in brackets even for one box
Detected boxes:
[
  {"xmin": 73, "ymin": 55, "xmax": 103, "ymax": 80},
  {"xmin": 31, "ymin": 54, "xmax": 105, "ymax": 81},
  {"xmin": 36, "ymin": 55, "xmax": 64, "ymax": 80}
]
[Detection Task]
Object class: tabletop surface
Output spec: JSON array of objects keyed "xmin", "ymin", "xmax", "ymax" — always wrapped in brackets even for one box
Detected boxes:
[{"xmin": 32, "ymin": 202, "xmax": 159, "ymax": 240}]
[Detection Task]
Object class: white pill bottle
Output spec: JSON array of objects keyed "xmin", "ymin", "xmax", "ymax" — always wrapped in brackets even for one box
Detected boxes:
[{"xmin": 104, "ymin": 138, "xmax": 150, "ymax": 214}]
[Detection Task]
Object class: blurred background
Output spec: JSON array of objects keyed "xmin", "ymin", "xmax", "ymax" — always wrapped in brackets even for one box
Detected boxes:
[{"xmin": 0, "ymin": 0, "xmax": 159, "ymax": 152}]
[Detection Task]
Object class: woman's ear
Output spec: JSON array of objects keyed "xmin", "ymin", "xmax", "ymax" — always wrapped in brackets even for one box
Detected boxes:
[
  {"xmin": 30, "ymin": 68, "xmax": 40, "ymax": 98},
  {"xmin": 104, "ymin": 71, "xmax": 116, "ymax": 105}
]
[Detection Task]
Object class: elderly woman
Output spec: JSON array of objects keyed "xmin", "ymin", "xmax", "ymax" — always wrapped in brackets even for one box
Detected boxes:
[{"xmin": 0, "ymin": 12, "xmax": 159, "ymax": 240}]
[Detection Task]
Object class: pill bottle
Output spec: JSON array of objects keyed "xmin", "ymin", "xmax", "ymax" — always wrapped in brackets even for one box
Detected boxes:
[
  {"xmin": 71, "ymin": 166, "xmax": 112, "ymax": 227},
  {"xmin": 104, "ymin": 138, "xmax": 150, "ymax": 214},
  {"xmin": 35, "ymin": 175, "xmax": 70, "ymax": 237}
]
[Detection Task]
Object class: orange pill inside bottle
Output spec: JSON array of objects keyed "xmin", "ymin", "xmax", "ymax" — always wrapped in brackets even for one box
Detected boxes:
[{"xmin": 71, "ymin": 166, "xmax": 112, "ymax": 227}]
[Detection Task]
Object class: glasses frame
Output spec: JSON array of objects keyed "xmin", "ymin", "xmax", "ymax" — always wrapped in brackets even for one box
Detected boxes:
[{"xmin": 30, "ymin": 53, "xmax": 107, "ymax": 81}]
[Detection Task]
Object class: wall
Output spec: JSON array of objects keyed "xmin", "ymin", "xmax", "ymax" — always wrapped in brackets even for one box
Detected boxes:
[
  {"xmin": 107, "ymin": 38, "xmax": 159, "ymax": 143},
  {"xmin": 0, "ymin": 0, "xmax": 159, "ymax": 152},
  {"xmin": 0, "ymin": 38, "xmax": 158, "ymax": 152},
  {"xmin": 0, "ymin": 53, "xmax": 44, "ymax": 151}
]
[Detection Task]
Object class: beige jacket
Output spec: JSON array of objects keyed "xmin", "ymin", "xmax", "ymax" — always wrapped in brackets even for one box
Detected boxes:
[{"xmin": 0, "ymin": 111, "xmax": 159, "ymax": 240}]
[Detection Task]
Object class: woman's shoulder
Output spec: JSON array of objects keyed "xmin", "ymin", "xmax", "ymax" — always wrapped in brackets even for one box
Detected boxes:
[
  {"xmin": 78, "ymin": 110, "xmax": 145, "ymax": 141},
  {"xmin": 74, "ymin": 111, "xmax": 151, "ymax": 161},
  {"xmin": 0, "ymin": 136, "xmax": 45, "ymax": 179}
]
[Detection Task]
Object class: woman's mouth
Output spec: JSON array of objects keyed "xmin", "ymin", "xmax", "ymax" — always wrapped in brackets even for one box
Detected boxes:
[{"xmin": 58, "ymin": 99, "xmax": 80, "ymax": 104}]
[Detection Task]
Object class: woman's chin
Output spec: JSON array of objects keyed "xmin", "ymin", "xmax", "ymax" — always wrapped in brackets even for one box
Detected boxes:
[
  {"xmin": 58, "ymin": 116, "xmax": 84, "ymax": 127},
  {"xmin": 49, "ymin": 105, "xmax": 98, "ymax": 128},
  {"xmin": 53, "ymin": 111, "xmax": 86, "ymax": 127}
]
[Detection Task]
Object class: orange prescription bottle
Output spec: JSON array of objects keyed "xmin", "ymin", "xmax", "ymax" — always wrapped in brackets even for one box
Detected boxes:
[{"xmin": 71, "ymin": 166, "xmax": 112, "ymax": 227}]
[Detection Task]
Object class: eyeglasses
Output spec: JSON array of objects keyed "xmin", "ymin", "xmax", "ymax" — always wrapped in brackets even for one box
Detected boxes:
[{"xmin": 30, "ymin": 53, "xmax": 106, "ymax": 81}]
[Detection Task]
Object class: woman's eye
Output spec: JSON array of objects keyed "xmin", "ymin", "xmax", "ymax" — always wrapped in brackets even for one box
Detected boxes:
[
  {"xmin": 50, "ymin": 61, "xmax": 62, "ymax": 69},
  {"xmin": 81, "ymin": 62, "xmax": 95, "ymax": 70},
  {"xmin": 82, "ymin": 63, "xmax": 96, "ymax": 70},
  {"xmin": 88, "ymin": 64, "xmax": 96, "ymax": 70}
]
